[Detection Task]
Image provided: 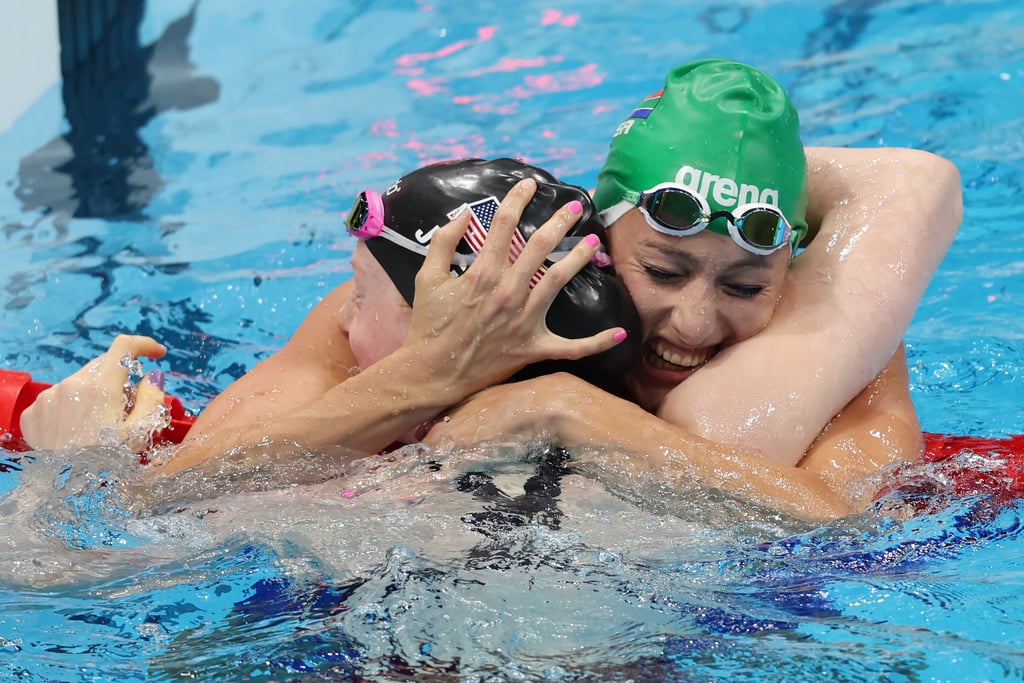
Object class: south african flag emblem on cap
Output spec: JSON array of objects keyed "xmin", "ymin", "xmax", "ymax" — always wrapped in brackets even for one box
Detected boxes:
[{"xmin": 629, "ymin": 89, "xmax": 664, "ymax": 119}]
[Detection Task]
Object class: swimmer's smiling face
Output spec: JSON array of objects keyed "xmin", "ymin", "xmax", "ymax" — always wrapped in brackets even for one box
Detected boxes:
[
  {"xmin": 337, "ymin": 243, "xmax": 413, "ymax": 371},
  {"xmin": 607, "ymin": 209, "xmax": 790, "ymax": 411}
]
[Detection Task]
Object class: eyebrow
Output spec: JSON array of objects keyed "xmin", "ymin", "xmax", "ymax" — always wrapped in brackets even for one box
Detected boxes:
[{"xmin": 643, "ymin": 242, "xmax": 772, "ymax": 271}]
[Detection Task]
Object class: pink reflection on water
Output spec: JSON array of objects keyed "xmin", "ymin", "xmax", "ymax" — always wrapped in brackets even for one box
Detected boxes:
[
  {"xmin": 359, "ymin": 150, "xmax": 399, "ymax": 166},
  {"xmin": 471, "ymin": 102, "xmax": 520, "ymax": 115},
  {"xmin": 402, "ymin": 133, "xmax": 490, "ymax": 164},
  {"xmin": 446, "ymin": 62, "xmax": 604, "ymax": 115},
  {"xmin": 395, "ymin": 25, "xmax": 498, "ymax": 69},
  {"xmin": 540, "ymin": 9, "xmax": 580, "ymax": 26},
  {"xmin": 370, "ymin": 118, "xmax": 399, "ymax": 138},
  {"xmin": 481, "ymin": 56, "xmax": 558, "ymax": 73},
  {"xmin": 408, "ymin": 77, "xmax": 449, "ymax": 96},
  {"xmin": 509, "ymin": 63, "xmax": 602, "ymax": 97},
  {"xmin": 518, "ymin": 147, "xmax": 579, "ymax": 164}
]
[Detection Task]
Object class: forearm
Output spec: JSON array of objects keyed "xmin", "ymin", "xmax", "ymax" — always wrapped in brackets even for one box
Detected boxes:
[
  {"xmin": 436, "ymin": 375, "xmax": 849, "ymax": 519},
  {"xmin": 798, "ymin": 345, "xmax": 924, "ymax": 507},
  {"xmin": 660, "ymin": 147, "xmax": 962, "ymax": 463},
  {"xmin": 803, "ymin": 146, "xmax": 962, "ymax": 336},
  {"xmin": 552, "ymin": 391, "xmax": 848, "ymax": 520},
  {"xmin": 160, "ymin": 346, "xmax": 457, "ymax": 474}
]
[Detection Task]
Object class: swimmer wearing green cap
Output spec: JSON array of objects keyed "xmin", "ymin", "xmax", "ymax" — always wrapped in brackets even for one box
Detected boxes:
[
  {"xmin": 595, "ymin": 58, "xmax": 808, "ymax": 255},
  {"xmin": 19, "ymin": 59, "xmax": 962, "ymax": 517},
  {"xmin": 432, "ymin": 59, "xmax": 963, "ymax": 517},
  {"xmin": 590, "ymin": 58, "xmax": 811, "ymax": 413}
]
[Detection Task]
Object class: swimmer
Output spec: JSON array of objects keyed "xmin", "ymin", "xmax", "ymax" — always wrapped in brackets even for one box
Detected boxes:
[
  {"xmin": 426, "ymin": 59, "xmax": 962, "ymax": 518},
  {"xmin": 16, "ymin": 159, "xmax": 637, "ymax": 473},
  {"xmin": 11, "ymin": 61, "xmax": 962, "ymax": 518}
]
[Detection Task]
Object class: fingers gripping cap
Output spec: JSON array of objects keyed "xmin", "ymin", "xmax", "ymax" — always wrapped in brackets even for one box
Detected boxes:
[
  {"xmin": 594, "ymin": 58, "xmax": 808, "ymax": 248},
  {"xmin": 368, "ymin": 158, "xmax": 593, "ymax": 304},
  {"xmin": 363, "ymin": 157, "xmax": 641, "ymax": 392}
]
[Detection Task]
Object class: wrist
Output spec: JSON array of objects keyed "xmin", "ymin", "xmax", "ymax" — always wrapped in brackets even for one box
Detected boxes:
[{"xmin": 379, "ymin": 344, "xmax": 485, "ymax": 408}]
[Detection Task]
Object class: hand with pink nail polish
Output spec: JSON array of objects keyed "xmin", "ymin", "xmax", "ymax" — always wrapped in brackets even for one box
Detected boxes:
[{"xmin": 406, "ymin": 178, "xmax": 630, "ymax": 399}]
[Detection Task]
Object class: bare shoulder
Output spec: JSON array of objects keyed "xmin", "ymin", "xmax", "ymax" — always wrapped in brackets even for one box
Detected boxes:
[
  {"xmin": 798, "ymin": 347, "xmax": 923, "ymax": 508},
  {"xmin": 273, "ymin": 279, "xmax": 357, "ymax": 374},
  {"xmin": 217, "ymin": 279, "xmax": 359, "ymax": 397}
]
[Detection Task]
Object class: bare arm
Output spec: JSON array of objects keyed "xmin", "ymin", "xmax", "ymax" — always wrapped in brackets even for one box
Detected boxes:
[
  {"xmin": 658, "ymin": 147, "xmax": 961, "ymax": 464},
  {"xmin": 425, "ymin": 372, "xmax": 849, "ymax": 519},
  {"xmin": 426, "ymin": 348, "xmax": 922, "ymax": 521},
  {"xmin": 798, "ymin": 345, "xmax": 922, "ymax": 506},
  {"xmin": 161, "ymin": 181, "xmax": 625, "ymax": 473}
]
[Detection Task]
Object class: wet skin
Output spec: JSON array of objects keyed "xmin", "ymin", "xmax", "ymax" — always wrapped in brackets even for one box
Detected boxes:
[
  {"xmin": 605, "ymin": 209, "xmax": 790, "ymax": 412},
  {"xmin": 336, "ymin": 243, "xmax": 414, "ymax": 371}
]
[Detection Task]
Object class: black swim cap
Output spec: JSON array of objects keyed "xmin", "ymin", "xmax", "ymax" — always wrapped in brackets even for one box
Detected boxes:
[{"xmin": 362, "ymin": 157, "xmax": 640, "ymax": 393}]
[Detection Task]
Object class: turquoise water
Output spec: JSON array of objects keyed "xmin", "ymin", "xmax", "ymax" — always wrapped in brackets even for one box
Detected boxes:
[{"xmin": 1, "ymin": 1, "xmax": 1023, "ymax": 680}]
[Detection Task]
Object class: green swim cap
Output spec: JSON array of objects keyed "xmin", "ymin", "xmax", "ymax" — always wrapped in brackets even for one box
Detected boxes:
[{"xmin": 594, "ymin": 58, "xmax": 808, "ymax": 250}]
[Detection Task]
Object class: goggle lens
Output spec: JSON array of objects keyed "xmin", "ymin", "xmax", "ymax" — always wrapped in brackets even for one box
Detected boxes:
[
  {"xmin": 649, "ymin": 191, "xmax": 706, "ymax": 230},
  {"xmin": 735, "ymin": 208, "xmax": 786, "ymax": 249},
  {"xmin": 346, "ymin": 193, "xmax": 370, "ymax": 235},
  {"xmin": 632, "ymin": 184, "xmax": 792, "ymax": 255},
  {"xmin": 345, "ymin": 190, "xmax": 385, "ymax": 240}
]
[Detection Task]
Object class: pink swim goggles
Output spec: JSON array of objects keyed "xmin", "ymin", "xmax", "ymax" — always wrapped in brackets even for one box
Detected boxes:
[{"xmin": 346, "ymin": 189, "xmax": 474, "ymax": 267}]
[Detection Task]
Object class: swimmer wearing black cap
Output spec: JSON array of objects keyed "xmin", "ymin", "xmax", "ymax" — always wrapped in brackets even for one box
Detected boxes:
[
  {"xmin": 14, "ymin": 158, "xmax": 638, "ymax": 469},
  {"xmin": 13, "ymin": 60, "xmax": 965, "ymax": 522},
  {"xmin": 347, "ymin": 157, "xmax": 640, "ymax": 389}
]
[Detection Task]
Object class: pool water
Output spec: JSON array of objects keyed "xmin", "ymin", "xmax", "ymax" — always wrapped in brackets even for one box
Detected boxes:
[{"xmin": 1, "ymin": 0, "xmax": 1023, "ymax": 680}]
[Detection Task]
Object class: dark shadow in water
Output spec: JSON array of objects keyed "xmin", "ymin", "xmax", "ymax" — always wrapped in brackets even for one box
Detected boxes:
[
  {"xmin": 3, "ymin": 1, "xmax": 231, "ymax": 396},
  {"xmin": 806, "ymin": 0, "xmax": 886, "ymax": 55},
  {"xmin": 12, "ymin": 0, "xmax": 219, "ymax": 229}
]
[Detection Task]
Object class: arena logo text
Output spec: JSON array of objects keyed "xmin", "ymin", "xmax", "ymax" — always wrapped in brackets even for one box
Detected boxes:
[{"xmin": 674, "ymin": 165, "xmax": 779, "ymax": 208}]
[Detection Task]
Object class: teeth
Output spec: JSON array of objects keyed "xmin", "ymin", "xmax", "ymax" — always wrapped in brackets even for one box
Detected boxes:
[{"xmin": 653, "ymin": 341, "xmax": 707, "ymax": 369}]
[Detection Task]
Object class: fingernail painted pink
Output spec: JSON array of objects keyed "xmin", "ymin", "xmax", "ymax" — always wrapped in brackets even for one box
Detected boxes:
[{"xmin": 568, "ymin": 200, "xmax": 583, "ymax": 215}]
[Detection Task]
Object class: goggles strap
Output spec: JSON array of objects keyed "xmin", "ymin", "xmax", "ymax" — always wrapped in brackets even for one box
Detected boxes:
[
  {"xmin": 599, "ymin": 200, "xmax": 634, "ymax": 228},
  {"xmin": 352, "ymin": 192, "xmax": 600, "ymax": 269},
  {"xmin": 368, "ymin": 227, "xmax": 591, "ymax": 269},
  {"xmin": 622, "ymin": 189, "xmax": 642, "ymax": 205},
  {"xmin": 371, "ymin": 225, "xmax": 477, "ymax": 269}
]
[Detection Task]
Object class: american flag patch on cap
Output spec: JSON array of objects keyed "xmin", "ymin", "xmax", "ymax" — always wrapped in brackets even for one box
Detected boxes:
[{"xmin": 448, "ymin": 196, "xmax": 548, "ymax": 287}]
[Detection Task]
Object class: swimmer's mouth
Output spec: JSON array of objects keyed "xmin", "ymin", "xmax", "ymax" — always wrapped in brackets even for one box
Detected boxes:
[{"xmin": 649, "ymin": 341, "xmax": 711, "ymax": 371}]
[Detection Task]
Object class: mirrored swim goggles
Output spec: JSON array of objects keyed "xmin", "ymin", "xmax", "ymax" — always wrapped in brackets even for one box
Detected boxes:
[
  {"xmin": 346, "ymin": 189, "xmax": 596, "ymax": 266},
  {"xmin": 610, "ymin": 182, "xmax": 794, "ymax": 256},
  {"xmin": 345, "ymin": 189, "xmax": 472, "ymax": 268}
]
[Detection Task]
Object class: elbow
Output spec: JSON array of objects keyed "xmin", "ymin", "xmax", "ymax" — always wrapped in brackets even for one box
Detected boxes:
[
  {"xmin": 919, "ymin": 148, "xmax": 962, "ymax": 206},
  {"xmin": 905, "ymin": 148, "xmax": 964, "ymax": 238},
  {"xmin": 936, "ymin": 155, "xmax": 964, "ymax": 231}
]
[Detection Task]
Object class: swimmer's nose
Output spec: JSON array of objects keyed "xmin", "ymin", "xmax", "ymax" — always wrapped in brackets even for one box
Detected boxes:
[
  {"xmin": 667, "ymin": 284, "xmax": 718, "ymax": 347},
  {"xmin": 337, "ymin": 299, "xmax": 354, "ymax": 334}
]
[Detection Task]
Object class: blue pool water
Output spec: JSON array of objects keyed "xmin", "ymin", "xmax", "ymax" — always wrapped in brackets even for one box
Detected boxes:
[{"xmin": 1, "ymin": 1, "xmax": 1023, "ymax": 680}]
